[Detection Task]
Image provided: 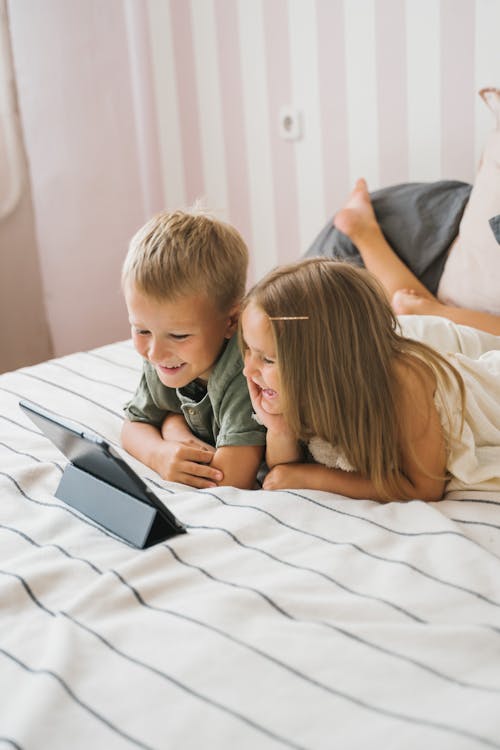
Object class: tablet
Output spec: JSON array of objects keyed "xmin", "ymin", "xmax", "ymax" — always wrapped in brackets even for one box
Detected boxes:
[{"xmin": 19, "ymin": 399, "xmax": 186, "ymax": 541}]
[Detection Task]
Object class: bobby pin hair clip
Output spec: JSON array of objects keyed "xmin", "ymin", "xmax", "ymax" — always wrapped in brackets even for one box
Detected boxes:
[{"xmin": 268, "ymin": 316, "xmax": 309, "ymax": 320}]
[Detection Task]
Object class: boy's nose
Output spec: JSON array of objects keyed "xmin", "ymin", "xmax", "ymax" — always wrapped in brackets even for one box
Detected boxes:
[{"xmin": 148, "ymin": 338, "xmax": 169, "ymax": 363}]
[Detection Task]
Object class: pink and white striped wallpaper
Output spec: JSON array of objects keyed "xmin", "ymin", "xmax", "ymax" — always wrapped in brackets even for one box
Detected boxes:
[
  {"xmin": 146, "ymin": 0, "xmax": 500, "ymax": 283},
  {"xmin": 5, "ymin": 0, "xmax": 500, "ymax": 363}
]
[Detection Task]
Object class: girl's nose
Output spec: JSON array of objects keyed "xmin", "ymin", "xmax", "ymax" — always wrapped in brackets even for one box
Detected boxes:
[{"xmin": 243, "ymin": 350, "xmax": 257, "ymax": 379}]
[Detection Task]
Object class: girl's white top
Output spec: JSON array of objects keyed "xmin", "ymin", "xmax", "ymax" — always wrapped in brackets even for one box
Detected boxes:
[
  {"xmin": 401, "ymin": 315, "xmax": 500, "ymax": 500},
  {"xmin": 435, "ymin": 350, "xmax": 500, "ymax": 500},
  {"xmin": 308, "ymin": 316, "xmax": 500, "ymax": 501}
]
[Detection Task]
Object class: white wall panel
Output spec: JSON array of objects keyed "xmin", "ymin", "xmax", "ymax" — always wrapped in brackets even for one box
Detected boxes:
[
  {"xmin": 147, "ymin": 0, "xmax": 186, "ymax": 209},
  {"xmin": 237, "ymin": 0, "xmax": 278, "ymax": 277},
  {"xmin": 148, "ymin": 0, "xmax": 493, "ymax": 271},
  {"xmin": 344, "ymin": 0, "xmax": 380, "ymax": 190},
  {"xmin": 474, "ymin": 0, "xmax": 500, "ymax": 165},
  {"xmin": 288, "ymin": 0, "xmax": 326, "ymax": 254},
  {"xmin": 405, "ymin": 0, "xmax": 441, "ymax": 182},
  {"xmin": 190, "ymin": 0, "xmax": 228, "ymax": 215}
]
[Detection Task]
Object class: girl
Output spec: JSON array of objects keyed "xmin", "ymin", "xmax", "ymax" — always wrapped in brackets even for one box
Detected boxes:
[{"xmin": 241, "ymin": 258, "xmax": 500, "ymax": 502}]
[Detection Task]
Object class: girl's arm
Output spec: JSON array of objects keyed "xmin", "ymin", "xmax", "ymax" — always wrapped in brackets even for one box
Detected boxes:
[
  {"xmin": 263, "ymin": 461, "xmax": 444, "ymax": 501},
  {"xmin": 263, "ymin": 462, "xmax": 390, "ymax": 498}
]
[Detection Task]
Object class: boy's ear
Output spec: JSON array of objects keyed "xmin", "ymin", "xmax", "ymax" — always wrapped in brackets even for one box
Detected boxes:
[{"xmin": 224, "ymin": 304, "xmax": 240, "ymax": 338}]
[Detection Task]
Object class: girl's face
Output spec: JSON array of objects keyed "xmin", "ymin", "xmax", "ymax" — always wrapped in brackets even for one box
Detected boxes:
[{"xmin": 241, "ymin": 303, "xmax": 283, "ymax": 414}]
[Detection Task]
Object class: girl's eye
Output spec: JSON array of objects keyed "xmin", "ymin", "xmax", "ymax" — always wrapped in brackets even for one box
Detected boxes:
[
  {"xmin": 263, "ymin": 357, "xmax": 275, "ymax": 365},
  {"xmin": 170, "ymin": 334, "xmax": 190, "ymax": 341},
  {"xmin": 134, "ymin": 328, "xmax": 150, "ymax": 336}
]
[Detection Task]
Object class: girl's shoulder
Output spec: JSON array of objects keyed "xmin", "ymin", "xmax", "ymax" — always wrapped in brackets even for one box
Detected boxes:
[
  {"xmin": 392, "ymin": 352, "xmax": 437, "ymax": 403},
  {"xmin": 392, "ymin": 352, "xmax": 442, "ymax": 442},
  {"xmin": 392, "ymin": 352, "xmax": 448, "ymax": 497}
]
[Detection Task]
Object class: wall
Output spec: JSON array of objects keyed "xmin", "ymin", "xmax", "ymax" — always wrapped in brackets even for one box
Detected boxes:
[
  {"xmin": 148, "ymin": 0, "xmax": 500, "ymax": 283},
  {"xmin": 3, "ymin": 0, "xmax": 500, "ymax": 367},
  {"xmin": 0, "ymin": 185, "xmax": 53, "ymax": 373},
  {"xmin": 6, "ymin": 0, "xmax": 163, "ymax": 360},
  {"xmin": 0, "ymin": 0, "xmax": 52, "ymax": 373}
]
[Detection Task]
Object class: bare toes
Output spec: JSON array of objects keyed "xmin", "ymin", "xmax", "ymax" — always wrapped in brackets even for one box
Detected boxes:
[{"xmin": 333, "ymin": 178, "xmax": 377, "ymax": 239}]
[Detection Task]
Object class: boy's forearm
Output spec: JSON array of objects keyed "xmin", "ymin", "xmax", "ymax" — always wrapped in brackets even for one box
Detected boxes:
[
  {"xmin": 121, "ymin": 420, "xmax": 165, "ymax": 474},
  {"xmin": 161, "ymin": 412, "xmax": 192, "ymax": 441}
]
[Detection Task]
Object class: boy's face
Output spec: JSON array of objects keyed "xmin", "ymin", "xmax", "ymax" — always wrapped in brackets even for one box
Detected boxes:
[{"xmin": 125, "ymin": 284, "xmax": 238, "ymax": 388}]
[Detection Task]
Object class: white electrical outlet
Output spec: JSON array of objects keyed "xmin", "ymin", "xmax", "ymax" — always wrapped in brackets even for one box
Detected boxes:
[{"xmin": 279, "ymin": 107, "xmax": 302, "ymax": 140}]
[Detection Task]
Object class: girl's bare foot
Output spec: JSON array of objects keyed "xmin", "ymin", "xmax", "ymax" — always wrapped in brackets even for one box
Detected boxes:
[
  {"xmin": 333, "ymin": 180, "xmax": 433, "ymax": 302},
  {"xmin": 333, "ymin": 178, "xmax": 380, "ymax": 243},
  {"xmin": 392, "ymin": 288, "xmax": 441, "ymax": 317}
]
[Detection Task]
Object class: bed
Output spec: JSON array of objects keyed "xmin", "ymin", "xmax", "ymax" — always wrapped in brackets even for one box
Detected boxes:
[{"xmin": 1, "ymin": 338, "xmax": 500, "ymax": 750}]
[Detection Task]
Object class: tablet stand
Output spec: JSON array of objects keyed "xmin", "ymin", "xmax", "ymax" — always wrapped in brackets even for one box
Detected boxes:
[{"xmin": 56, "ymin": 464, "xmax": 182, "ymax": 548}]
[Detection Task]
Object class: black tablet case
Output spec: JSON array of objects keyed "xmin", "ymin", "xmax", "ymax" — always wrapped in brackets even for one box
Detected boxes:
[{"xmin": 19, "ymin": 400, "xmax": 186, "ymax": 548}]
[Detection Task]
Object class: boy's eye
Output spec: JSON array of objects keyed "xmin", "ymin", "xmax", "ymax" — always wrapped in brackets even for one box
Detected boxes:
[
  {"xmin": 170, "ymin": 333, "xmax": 190, "ymax": 341},
  {"xmin": 134, "ymin": 328, "xmax": 150, "ymax": 336}
]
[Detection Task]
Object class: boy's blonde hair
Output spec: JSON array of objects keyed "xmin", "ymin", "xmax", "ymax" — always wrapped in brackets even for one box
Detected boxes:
[
  {"xmin": 122, "ymin": 209, "xmax": 249, "ymax": 311},
  {"xmin": 242, "ymin": 258, "xmax": 465, "ymax": 500}
]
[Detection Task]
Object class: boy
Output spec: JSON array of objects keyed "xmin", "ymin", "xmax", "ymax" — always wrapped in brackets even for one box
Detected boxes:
[{"xmin": 121, "ymin": 209, "xmax": 266, "ymax": 489}]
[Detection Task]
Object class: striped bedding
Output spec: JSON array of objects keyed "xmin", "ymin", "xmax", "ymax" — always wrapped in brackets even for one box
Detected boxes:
[{"xmin": 1, "ymin": 340, "xmax": 500, "ymax": 750}]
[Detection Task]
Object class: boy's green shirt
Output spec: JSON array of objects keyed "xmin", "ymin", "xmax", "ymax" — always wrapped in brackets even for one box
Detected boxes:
[{"xmin": 124, "ymin": 335, "xmax": 266, "ymax": 449}]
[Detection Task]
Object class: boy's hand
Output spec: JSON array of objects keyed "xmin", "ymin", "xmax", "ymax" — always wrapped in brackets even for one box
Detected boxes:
[
  {"xmin": 158, "ymin": 413, "xmax": 223, "ymax": 488},
  {"xmin": 122, "ymin": 419, "xmax": 223, "ymax": 489},
  {"xmin": 155, "ymin": 439, "xmax": 223, "ymax": 489}
]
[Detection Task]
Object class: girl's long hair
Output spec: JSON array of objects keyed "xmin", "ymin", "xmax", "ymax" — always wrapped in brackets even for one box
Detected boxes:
[{"xmin": 243, "ymin": 258, "xmax": 465, "ymax": 500}]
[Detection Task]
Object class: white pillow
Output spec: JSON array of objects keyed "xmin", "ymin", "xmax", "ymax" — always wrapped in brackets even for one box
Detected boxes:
[{"xmin": 437, "ymin": 93, "xmax": 500, "ymax": 314}]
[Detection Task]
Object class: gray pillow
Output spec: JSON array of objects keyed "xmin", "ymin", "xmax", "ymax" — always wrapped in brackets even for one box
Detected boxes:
[
  {"xmin": 304, "ymin": 180, "xmax": 472, "ymax": 295},
  {"xmin": 489, "ymin": 214, "xmax": 500, "ymax": 244}
]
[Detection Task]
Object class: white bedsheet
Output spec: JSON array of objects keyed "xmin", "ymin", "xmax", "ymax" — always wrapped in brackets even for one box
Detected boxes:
[{"xmin": 1, "ymin": 341, "xmax": 500, "ymax": 750}]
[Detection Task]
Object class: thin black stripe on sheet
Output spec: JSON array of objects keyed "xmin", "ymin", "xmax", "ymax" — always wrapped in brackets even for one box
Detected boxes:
[
  {"xmin": 198, "ymin": 489, "xmax": 500, "ymax": 610},
  {"xmin": 4, "ymin": 512, "xmax": 498, "ymax": 698},
  {"xmin": 46, "ymin": 361, "xmax": 134, "ymax": 394},
  {"xmin": 3, "ymin": 569, "xmax": 500, "ymax": 750},
  {"xmin": 0, "ymin": 738, "xmax": 24, "ymax": 750},
  {"xmin": 0, "ymin": 649, "xmax": 155, "ymax": 750},
  {"xmin": 3, "ymin": 496, "xmax": 500, "ymax": 700},
  {"xmin": 4, "ymin": 415, "xmax": 500, "ymax": 642},
  {"xmin": 3, "ymin": 344, "xmax": 500, "ymax": 750},
  {"xmin": 7, "ymin": 387, "xmax": 498, "ymax": 613}
]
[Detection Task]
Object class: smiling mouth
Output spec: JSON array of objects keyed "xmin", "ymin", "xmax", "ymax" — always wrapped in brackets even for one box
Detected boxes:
[
  {"xmin": 254, "ymin": 381, "xmax": 278, "ymax": 399},
  {"xmin": 158, "ymin": 363, "xmax": 185, "ymax": 374},
  {"xmin": 262, "ymin": 388, "xmax": 278, "ymax": 399}
]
